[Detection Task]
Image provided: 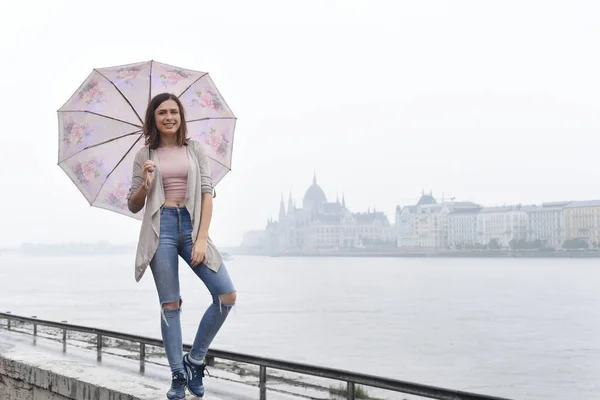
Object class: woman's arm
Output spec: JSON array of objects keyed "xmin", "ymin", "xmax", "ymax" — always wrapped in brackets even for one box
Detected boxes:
[
  {"xmin": 195, "ymin": 141, "xmax": 214, "ymax": 238},
  {"xmin": 196, "ymin": 193, "xmax": 213, "ymax": 240},
  {"xmin": 128, "ymin": 184, "xmax": 149, "ymax": 213},
  {"xmin": 127, "ymin": 151, "xmax": 154, "ymax": 213},
  {"xmin": 191, "ymin": 142, "xmax": 215, "ymax": 266}
]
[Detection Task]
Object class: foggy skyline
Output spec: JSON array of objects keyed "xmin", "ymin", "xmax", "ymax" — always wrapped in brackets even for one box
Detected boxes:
[{"xmin": 2, "ymin": 1, "xmax": 600, "ymax": 247}]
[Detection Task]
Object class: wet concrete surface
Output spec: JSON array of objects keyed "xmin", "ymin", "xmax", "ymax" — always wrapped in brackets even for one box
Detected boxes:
[{"xmin": 0, "ymin": 328, "xmax": 303, "ymax": 400}]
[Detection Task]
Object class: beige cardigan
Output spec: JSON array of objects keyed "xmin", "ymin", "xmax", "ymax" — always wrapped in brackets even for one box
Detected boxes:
[{"xmin": 127, "ymin": 140, "xmax": 222, "ymax": 282}]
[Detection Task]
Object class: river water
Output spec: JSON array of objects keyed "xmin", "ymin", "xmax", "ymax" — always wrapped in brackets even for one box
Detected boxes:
[{"xmin": 1, "ymin": 253, "xmax": 599, "ymax": 399}]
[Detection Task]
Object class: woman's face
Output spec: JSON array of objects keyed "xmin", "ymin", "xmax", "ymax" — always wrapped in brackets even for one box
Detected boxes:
[{"xmin": 154, "ymin": 99, "xmax": 181, "ymax": 137}]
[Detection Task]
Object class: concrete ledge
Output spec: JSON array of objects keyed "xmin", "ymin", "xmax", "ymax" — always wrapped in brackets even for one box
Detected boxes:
[
  {"xmin": 0, "ymin": 328, "xmax": 171, "ymax": 400},
  {"xmin": 0, "ymin": 355, "xmax": 140, "ymax": 400},
  {"xmin": 0, "ymin": 328, "xmax": 308, "ymax": 400}
]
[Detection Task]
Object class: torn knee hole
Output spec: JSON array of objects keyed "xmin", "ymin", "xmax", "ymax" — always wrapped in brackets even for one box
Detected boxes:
[
  {"xmin": 219, "ymin": 292, "xmax": 237, "ymax": 306},
  {"xmin": 161, "ymin": 299, "xmax": 183, "ymax": 309}
]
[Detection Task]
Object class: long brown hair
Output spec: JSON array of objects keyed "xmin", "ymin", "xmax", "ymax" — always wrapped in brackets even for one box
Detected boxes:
[{"xmin": 143, "ymin": 93, "xmax": 189, "ymax": 149}]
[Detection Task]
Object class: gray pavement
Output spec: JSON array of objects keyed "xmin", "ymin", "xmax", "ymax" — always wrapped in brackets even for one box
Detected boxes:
[{"xmin": 0, "ymin": 328, "xmax": 305, "ymax": 400}]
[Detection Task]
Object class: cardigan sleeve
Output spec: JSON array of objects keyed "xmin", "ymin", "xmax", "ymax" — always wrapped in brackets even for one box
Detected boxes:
[
  {"xmin": 194, "ymin": 142, "xmax": 214, "ymax": 196},
  {"xmin": 127, "ymin": 148, "xmax": 146, "ymax": 213}
]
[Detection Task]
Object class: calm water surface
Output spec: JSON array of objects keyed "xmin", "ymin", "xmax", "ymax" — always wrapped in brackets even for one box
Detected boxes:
[{"xmin": 1, "ymin": 253, "xmax": 599, "ymax": 399}]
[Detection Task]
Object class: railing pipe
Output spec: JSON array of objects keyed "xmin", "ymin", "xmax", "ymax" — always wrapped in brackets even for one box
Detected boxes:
[{"xmin": 0, "ymin": 312, "xmax": 514, "ymax": 400}]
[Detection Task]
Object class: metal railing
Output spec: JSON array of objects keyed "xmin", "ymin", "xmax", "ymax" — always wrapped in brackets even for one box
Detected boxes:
[{"xmin": 0, "ymin": 311, "xmax": 514, "ymax": 400}]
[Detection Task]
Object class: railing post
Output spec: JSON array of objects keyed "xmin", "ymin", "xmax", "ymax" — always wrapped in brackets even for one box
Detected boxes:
[
  {"xmin": 0, "ymin": 312, "xmax": 518, "ymax": 400},
  {"xmin": 97, "ymin": 334, "xmax": 102, "ymax": 362},
  {"xmin": 61, "ymin": 321, "xmax": 67, "ymax": 352},
  {"xmin": 140, "ymin": 343, "xmax": 146, "ymax": 373},
  {"xmin": 6, "ymin": 311, "xmax": 11, "ymax": 330},
  {"xmin": 259, "ymin": 365, "xmax": 267, "ymax": 400},
  {"xmin": 347, "ymin": 381, "xmax": 355, "ymax": 400},
  {"xmin": 32, "ymin": 316, "xmax": 37, "ymax": 345}
]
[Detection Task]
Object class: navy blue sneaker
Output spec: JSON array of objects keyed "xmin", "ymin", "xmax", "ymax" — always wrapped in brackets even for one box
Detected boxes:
[
  {"xmin": 183, "ymin": 353, "xmax": 208, "ymax": 397},
  {"xmin": 166, "ymin": 371, "xmax": 187, "ymax": 400}
]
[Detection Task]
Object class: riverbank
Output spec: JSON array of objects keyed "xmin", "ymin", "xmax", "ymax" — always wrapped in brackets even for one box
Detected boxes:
[
  {"xmin": 224, "ymin": 247, "xmax": 600, "ymax": 258},
  {"xmin": 0, "ymin": 320, "xmax": 390, "ymax": 400},
  {"xmin": 0, "ymin": 324, "xmax": 322, "ymax": 400}
]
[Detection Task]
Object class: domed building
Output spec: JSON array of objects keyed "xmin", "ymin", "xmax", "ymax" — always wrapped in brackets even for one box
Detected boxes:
[
  {"xmin": 416, "ymin": 192, "xmax": 437, "ymax": 206},
  {"xmin": 264, "ymin": 174, "xmax": 394, "ymax": 254},
  {"xmin": 303, "ymin": 173, "xmax": 327, "ymax": 210}
]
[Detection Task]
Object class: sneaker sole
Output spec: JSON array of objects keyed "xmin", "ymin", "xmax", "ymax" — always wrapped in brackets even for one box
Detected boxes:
[
  {"xmin": 167, "ymin": 388, "xmax": 186, "ymax": 399},
  {"xmin": 186, "ymin": 384, "xmax": 204, "ymax": 398},
  {"xmin": 183, "ymin": 368, "xmax": 204, "ymax": 397}
]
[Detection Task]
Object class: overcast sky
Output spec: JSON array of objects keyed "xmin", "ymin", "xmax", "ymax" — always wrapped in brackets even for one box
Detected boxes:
[{"xmin": 1, "ymin": 0, "xmax": 600, "ymax": 247}]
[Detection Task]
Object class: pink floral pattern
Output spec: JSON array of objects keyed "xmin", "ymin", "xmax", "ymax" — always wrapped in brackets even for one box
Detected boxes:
[
  {"xmin": 105, "ymin": 178, "xmax": 131, "ymax": 210},
  {"xmin": 77, "ymin": 81, "xmax": 104, "ymax": 105},
  {"xmin": 62, "ymin": 121, "xmax": 93, "ymax": 148},
  {"xmin": 73, "ymin": 158, "xmax": 104, "ymax": 186},
  {"xmin": 191, "ymin": 89, "xmax": 223, "ymax": 111},
  {"xmin": 158, "ymin": 69, "xmax": 189, "ymax": 87},
  {"xmin": 115, "ymin": 66, "xmax": 142, "ymax": 86},
  {"xmin": 204, "ymin": 128, "xmax": 230, "ymax": 157}
]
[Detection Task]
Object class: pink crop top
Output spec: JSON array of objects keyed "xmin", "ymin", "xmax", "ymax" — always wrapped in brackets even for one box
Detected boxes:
[{"xmin": 157, "ymin": 146, "xmax": 189, "ymax": 199}]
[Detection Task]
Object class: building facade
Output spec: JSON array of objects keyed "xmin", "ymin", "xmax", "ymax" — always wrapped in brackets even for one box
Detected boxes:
[
  {"xmin": 476, "ymin": 206, "xmax": 530, "ymax": 247},
  {"xmin": 562, "ymin": 200, "xmax": 600, "ymax": 247},
  {"xmin": 394, "ymin": 193, "xmax": 585, "ymax": 250},
  {"xmin": 395, "ymin": 192, "xmax": 437, "ymax": 248},
  {"xmin": 447, "ymin": 210, "xmax": 480, "ymax": 249},
  {"xmin": 527, "ymin": 202, "xmax": 568, "ymax": 249},
  {"xmin": 395, "ymin": 192, "xmax": 480, "ymax": 249},
  {"xmin": 256, "ymin": 184, "xmax": 600, "ymax": 252},
  {"xmin": 263, "ymin": 175, "xmax": 394, "ymax": 253}
]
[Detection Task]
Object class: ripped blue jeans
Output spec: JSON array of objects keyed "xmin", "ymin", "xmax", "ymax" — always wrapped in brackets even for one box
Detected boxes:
[{"xmin": 150, "ymin": 207, "xmax": 236, "ymax": 373}]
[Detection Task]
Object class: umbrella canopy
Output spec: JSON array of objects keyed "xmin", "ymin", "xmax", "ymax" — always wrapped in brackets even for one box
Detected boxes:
[{"xmin": 57, "ymin": 60, "xmax": 236, "ymax": 219}]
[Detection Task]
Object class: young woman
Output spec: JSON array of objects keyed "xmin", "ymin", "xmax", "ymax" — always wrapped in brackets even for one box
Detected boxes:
[{"xmin": 127, "ymin": 93, "xmax": 237, "ymax": 399}]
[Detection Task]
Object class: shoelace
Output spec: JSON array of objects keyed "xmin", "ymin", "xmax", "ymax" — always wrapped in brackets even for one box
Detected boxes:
[
  {"xmin": 171, "ymin": 372, "xmax": 187, "ymax": 385},
  {"xmin": 189, "ymin": 363, "xmax": 211, "ymax": 379}
]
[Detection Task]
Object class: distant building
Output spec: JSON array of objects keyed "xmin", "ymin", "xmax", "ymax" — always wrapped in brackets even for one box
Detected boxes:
[
  {"xmin": 527, "ymin": 202, "xmax": 568, "ymax": 249},
  {"xmin": 254, "ymin": 184, "xmax": 600, "ymax": 252},
  {"xmin": 395, "ymin": 192, "xmax": 436, "ymax": 248},
  {"xmin": 562, "ymin": 200, "xmax": 600, "ymax": 247},
  {"xmin": 396, "ymin": 192, "xmax": 480, "ymax": 249},
  {"xmin": 447, "ymin": 209, "xmax": 481, "ymax": 249},
  {"xmin": 262, "ymin": 174, "xmax": 394, "ymax": 253},
  {"xmin": 476, "ymin": 206, "xmax": 530, "ymax": 247}
]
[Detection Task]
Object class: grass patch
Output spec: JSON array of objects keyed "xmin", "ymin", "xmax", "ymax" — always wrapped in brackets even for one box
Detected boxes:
[{"xmin": 329, "ymin": 383, "xmax": 372, "ymax": 399}]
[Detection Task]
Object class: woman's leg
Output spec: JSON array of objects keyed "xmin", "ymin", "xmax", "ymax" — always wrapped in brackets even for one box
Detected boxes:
[
  {"xmin": 150, "ymin": 209, "xmax": 184, "ymax": 374},
  {"xmin": 188, "ymin": 264, "xmax": 236, "ymax": 362},
  {"xmin": 179, "ymin": 224, "xmax": 236, "ymax": 362}
]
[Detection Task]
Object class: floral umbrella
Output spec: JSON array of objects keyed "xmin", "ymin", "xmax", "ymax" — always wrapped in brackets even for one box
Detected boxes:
[{"xmin": 57, "ymin": 60, "xmax": 236, "ymax": 219}]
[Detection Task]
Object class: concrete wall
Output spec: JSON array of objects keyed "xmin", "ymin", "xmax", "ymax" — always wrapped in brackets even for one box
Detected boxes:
[{"xmin": 0, "ymin": 355, "xmax": 135, "ymax": 400}]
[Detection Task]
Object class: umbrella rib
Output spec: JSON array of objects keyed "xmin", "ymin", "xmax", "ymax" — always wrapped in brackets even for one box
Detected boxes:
[
  {"xmin": 59, "ymin": 110, "xmax": 142, "ymax": 128},
  {"xmin": 149, "ymin": 60, "xmax": 153, "ymax": 104},
  {"xmin": 59, "ymin": 130, "xmax": 142, "ymax": 164},
  {"xmin": 178, "ymin": 72, "xmax": 208, "ymax": 98},
  {"xmin": 207, "ymin": 156, "xmax": 231, "ymax": 171},
  {"xmin": 95, "ymin": 69, "xmax": 144, "ymax": 125},
  {"xmin": 187, "ymin": 116, "xmax": 237, "ymax": 124},
  {"xmin": 226, "ymin": 118, "xmax": 237, "ymax": 171},
  {"xmin": 90, "ymin": 134, "xmax": 144, "ymax": 205}
]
